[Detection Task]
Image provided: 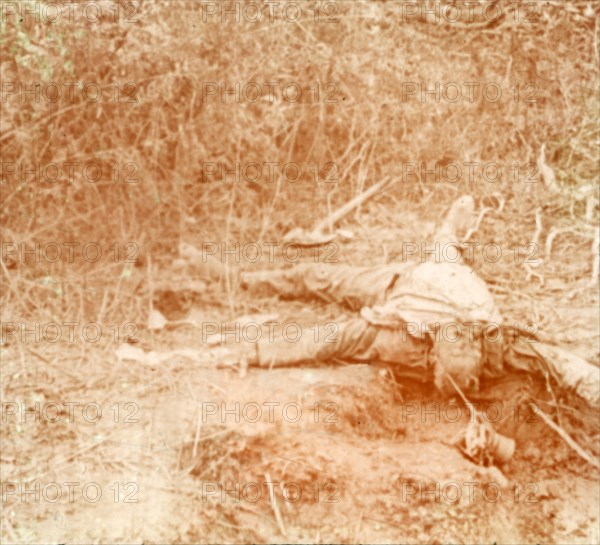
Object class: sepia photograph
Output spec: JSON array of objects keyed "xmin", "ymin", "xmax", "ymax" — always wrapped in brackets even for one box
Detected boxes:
[{"xmin": 1, "ymin": 0, "xmax": 599, "ymax": 543}]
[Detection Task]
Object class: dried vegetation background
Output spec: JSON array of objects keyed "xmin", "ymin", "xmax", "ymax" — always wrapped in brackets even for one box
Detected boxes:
[
  {"xmin": 1, "ymin": 0, "xmax": 599, "ymax": 543},
  {"xmin": 1, "ymin": 0, "xmax": 598, "ymax": 328}
]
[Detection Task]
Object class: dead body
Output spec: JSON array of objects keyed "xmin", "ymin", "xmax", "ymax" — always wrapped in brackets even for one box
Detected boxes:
[
  {"xmin": 239, "ymin": 264, "xmax": 546, "ymax": 380},
  {"xmin": 209, "ymin": 197, "xmax": 599, "ymax": 405},
  {"xmin": 204, "ymin": 259, "xmax": 599, "ymax": 406}
]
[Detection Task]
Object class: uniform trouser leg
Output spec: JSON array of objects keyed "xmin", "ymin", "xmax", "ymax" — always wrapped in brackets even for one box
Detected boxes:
[
  {"xmin": 242, "ymin": 263, "xmax": 410, "ymax": 310},
  {"xmin": 257, "ymin": 317, "xmax": 429, "ymax": 371}
]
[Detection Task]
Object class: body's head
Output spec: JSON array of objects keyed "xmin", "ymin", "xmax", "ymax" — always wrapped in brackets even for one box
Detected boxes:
[{"xmin": 432, "ymin": 335, "xmax": 483, "ymax": 396}]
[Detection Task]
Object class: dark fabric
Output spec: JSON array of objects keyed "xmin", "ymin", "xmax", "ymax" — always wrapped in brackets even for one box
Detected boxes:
[
  {"xmin": 246, "ymin": 264, "xmax": 555, "ymax": 387},
  {"xmin": 258, "ymin": 317, "xmax": 430, "ymax": 371},
  {"xmin": 243, "ymin": 263, "xmax": 411, "ymax": 310}
]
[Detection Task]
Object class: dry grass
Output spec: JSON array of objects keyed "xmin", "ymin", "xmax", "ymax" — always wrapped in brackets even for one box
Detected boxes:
[
  {"xmin": 1, "ymin": 1, "xmax": 599, "ymax": 543},
  {"xmin": 1, "ymin": 0, "xmax": 598, "ymax": 326}
]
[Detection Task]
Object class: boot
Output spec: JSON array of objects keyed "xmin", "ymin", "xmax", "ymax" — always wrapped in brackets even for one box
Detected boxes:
[{"xmin": 433, "ymin": 194, "xmax": 475, "ymax": 247}]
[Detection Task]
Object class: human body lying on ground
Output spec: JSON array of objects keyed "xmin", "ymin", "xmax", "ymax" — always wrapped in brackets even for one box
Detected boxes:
[{"xmin": 205, "ymin": 196, "xmax": 599, "ymax": 406}]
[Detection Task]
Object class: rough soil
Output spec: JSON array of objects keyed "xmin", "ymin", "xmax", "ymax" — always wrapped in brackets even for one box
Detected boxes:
[
  {"xmin": 2, "ymin": 1, "xmax": 599, "ymax": 543},
  {"xmin": 2, "ymin": 284, "xmax": 599, "ymax": 544}
]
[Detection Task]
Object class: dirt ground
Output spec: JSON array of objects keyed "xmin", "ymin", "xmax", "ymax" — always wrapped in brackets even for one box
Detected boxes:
[
  {"xmin": 2, "ymin": 224, "xmax": 599, "ymax": 544},
  {"xmin": 1, "ymin": 1, "xmax": 599, "ymax": 543}
]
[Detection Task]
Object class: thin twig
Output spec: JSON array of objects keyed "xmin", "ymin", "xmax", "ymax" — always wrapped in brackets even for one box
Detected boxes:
[
  {"xmin": 264, "ymin": 472, "xmax": 287, "ymax": 538},
  {"xmin": 535, "ymin": 405, "xmax": 599, "ymax": 470}
]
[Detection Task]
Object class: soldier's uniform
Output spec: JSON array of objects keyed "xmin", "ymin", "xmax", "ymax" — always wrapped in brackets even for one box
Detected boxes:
[
  {"xmin": 213, "ymin": 196, "xmax": 599, "ymax": 404},
  {"xmin": 243, "ymin": 261, "xmax": 521, "ymax": 378}
]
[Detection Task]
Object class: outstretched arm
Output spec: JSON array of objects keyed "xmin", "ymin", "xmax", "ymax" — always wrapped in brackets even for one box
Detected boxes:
[{"xmin": 497, "ymin": 335, "xmax": 599, "ymax": 405}]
